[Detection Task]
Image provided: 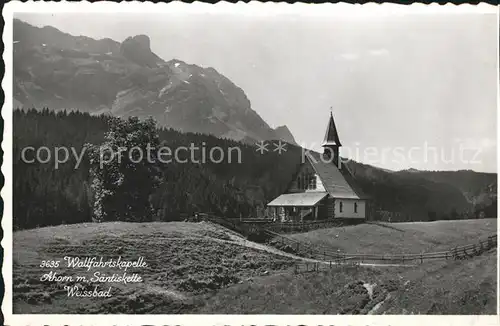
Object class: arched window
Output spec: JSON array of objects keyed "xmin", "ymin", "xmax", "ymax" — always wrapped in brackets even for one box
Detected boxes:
[
  {"xmin": 339, "ymin": 201, "xmax": 343, "ymax": 213},
  {"xmin": 354, "ymin": 202, "xmax": 358, "ymax": 213}
]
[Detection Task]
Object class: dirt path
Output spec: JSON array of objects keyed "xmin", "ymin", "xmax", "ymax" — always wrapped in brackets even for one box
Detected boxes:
[
  {"xmin": 368, "ymin": 293, "xmax": 392, "ymax": 314},
  {"xmin": 204, "ymin": 222, "xmax": 416, "ymax": 268}
]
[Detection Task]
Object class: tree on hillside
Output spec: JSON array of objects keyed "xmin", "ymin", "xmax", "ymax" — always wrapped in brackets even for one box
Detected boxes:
[
  {"xmin": 86, "ymin": 116, "xmax": 162, "ymax": 222},
  {"xmin": 427, "ymin": 211, "xmax": 437, "ymax": 222},
  {"xmin": 449, "ymin": 208, "xmax": 459, "ymax": 221}
]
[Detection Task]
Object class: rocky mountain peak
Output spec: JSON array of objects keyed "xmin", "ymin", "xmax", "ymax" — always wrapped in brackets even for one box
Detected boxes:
[
  {"xmin": 120, "ymin": 34, "xmax": 162, "ymax": 68},
  {"xmin": 131, "ymin": 34, "xmax": 151, "ymax": 49},
  {"xmin": 273, "ymin": 125, "xmax": 297, "ymax": 144}
]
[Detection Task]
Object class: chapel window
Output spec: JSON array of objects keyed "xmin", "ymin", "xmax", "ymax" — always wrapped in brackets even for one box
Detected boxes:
[{"xmin": 309, "ymin": 174, "xmax": 316, "ymax": 189}]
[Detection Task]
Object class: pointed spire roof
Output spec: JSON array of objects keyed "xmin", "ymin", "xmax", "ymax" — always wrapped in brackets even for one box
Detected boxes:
[{"xmin": 322, "ymin": 110, "xmax": 341, "ymax": 147}]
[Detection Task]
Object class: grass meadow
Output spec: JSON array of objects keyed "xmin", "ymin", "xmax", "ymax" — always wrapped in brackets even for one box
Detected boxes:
[
  {"xmin": 12, "ymin": 219, "xmax": 497, "ymax": 314},
  {"xmin": 287, "ymin": 219, "xmax": 497, "ymax": 254}
]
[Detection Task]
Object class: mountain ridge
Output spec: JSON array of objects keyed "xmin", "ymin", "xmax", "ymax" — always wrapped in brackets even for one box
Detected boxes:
[{"xmin": 13, "ymin": 19, "xmax": 296, "ymax": 144}]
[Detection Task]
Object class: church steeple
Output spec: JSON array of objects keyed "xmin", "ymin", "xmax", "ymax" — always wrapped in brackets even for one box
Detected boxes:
[{"xmin": 322, "ymin": 109, "xmax": 341, "ymax": 165}]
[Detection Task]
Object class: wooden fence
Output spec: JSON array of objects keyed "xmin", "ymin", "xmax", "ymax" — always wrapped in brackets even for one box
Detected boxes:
[
  {"xmin": 198, "ymin": 213, "xmax": 497, "ymax": 267},
  {"xmin": 266, "ymin": 227, "xmax": 497, "ymax": 265},
  {"xmin": 263, "ymin": 220, "xmax": 348, "ymax": 234},
  {"xmin": 292, "ymin": 235, "xmax": 498, "ymax": 273},
  {"xmin": 202, "ymin": 214, "xmax": 360, "ymax": 234}
]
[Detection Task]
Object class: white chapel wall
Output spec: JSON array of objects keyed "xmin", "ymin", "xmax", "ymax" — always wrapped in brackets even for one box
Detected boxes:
[{"xmin": 334, "ymin": 198, "xmax": 366, "ymax": 218}]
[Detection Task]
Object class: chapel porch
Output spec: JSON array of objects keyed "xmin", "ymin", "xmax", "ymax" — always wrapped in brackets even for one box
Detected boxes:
[{"xmin": 267, "ymin": 192, "xmax": 329, "ymax": 223}]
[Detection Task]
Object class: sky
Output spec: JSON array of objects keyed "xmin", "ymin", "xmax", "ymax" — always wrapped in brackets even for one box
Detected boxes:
[{"xmin": 15, "ymin": 5, "xmax": 499, "ymax": 173}]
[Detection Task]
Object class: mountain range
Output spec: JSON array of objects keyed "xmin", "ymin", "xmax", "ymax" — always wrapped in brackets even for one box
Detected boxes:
[{"xmin": 13, "ymin": 19, "xmax": 296, "ymax": 144}]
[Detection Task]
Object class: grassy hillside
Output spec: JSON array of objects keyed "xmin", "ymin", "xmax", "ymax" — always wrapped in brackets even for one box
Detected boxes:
[
  {"xmin": 13, "ymin": 222, "xmax": 296, "ymax": 314},
  {"xmin": 287, "ymin": 218, "xmax": 497, "ymax": 255},
  {"xmin": 13, "ymin": 219, "xmax": 497, "ymax": 314},
  {"xmin": 198, "ymin": 251, "xmax": 497, "ymax": 314}
]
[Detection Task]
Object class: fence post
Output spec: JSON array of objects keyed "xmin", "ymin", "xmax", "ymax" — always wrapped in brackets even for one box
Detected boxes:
[
  {"xmin": 420, "ymin": 253, "xmax": 423, "ymax": 264},
  {"xmin": 329, "ymin": 260, "xmax": 332, "ymax": 269},
  {"xmin": 324, "ymin": 250, "xmax": 326, "ymax": 261}
]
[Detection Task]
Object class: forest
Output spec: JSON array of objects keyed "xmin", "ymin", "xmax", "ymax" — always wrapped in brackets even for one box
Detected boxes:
[
  {"xmin": 13, "ymin": 109, "xmax": 302, "ymax": 229},
  {"xmin": 13, "ymin": 109, "xmax": 496, "ymax": 230}
]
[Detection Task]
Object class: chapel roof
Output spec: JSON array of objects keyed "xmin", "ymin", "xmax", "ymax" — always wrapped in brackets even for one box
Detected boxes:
[{"xmin": 304, "ymin": 151, "xmax": 369, "ymax": 200}]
